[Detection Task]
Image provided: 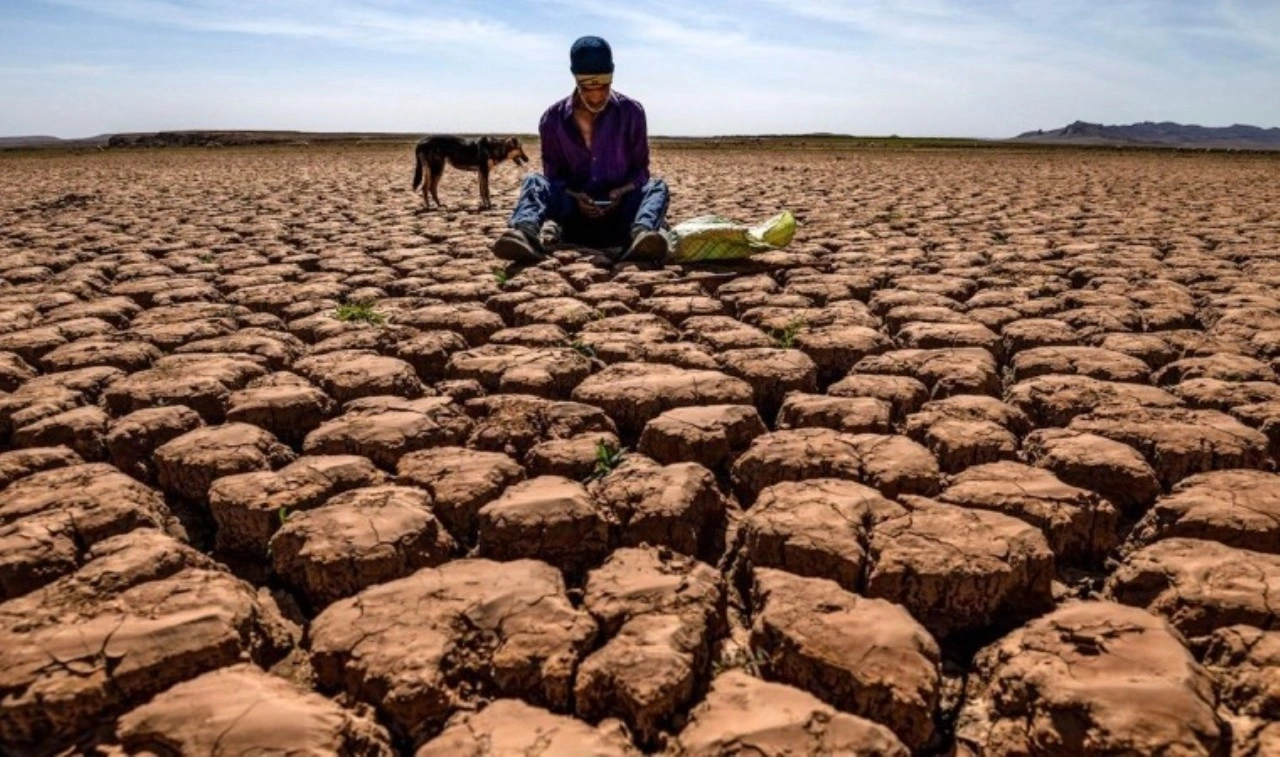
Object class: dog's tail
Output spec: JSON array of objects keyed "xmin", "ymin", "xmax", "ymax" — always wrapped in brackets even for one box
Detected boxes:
[{"xmin": 412, "ymin": 146, "xmax": 424, "ymax": 190}]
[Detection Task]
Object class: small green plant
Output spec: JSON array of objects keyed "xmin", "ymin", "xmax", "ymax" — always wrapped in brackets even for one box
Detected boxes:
[
  {"xmin": 335, "ymin": 300, "xmax": 386, "ymax": 325},
  {"xmin": 198, "ymin": 253, "xmax": 215, "ymax": 264},
  {"xmin": 991, "ymin": 230, "xmax": 1010, "ymax": 245},
  {"xmin": 492, "ymin": 267, "xmax": 511, "ymax": 286},
  {"xmin": 772, "ymin": 318, "xmax": 806, "ymax": 349},
  {"xmin": 586, "ymin": 439, "xmax": 626, "ymax": 482},
  {"xmin": 265, "ymin": 507, "xmax": 291, "ymax": 558},
  {"xmin": 569, "ymin": 339, "xmax": 596, "ymax": 359}
]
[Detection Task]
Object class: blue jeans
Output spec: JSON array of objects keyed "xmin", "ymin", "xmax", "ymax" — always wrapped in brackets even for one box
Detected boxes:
[{"xmin": 509, "ymin": 174, "xmax": 669, "ymax": 248}]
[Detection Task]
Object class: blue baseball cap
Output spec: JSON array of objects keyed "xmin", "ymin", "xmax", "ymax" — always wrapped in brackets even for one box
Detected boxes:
[{"xmin": 570, "ymin": 36, "xmax": 614, "ymax": 75}]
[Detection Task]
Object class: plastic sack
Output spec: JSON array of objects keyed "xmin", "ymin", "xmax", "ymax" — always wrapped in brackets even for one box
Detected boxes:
[{"xmin": 666, "ymin": 210, "xmax": 796, "ymax": 263}]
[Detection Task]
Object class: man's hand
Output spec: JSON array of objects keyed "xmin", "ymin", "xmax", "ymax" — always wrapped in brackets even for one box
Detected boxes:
[
  {"xmin": 570, "ymin": 191, "xmax": 604, "ymax": 219},
  {"xmin": 599, "ymin": 184, "xmax": 634, "ymax": 215}
]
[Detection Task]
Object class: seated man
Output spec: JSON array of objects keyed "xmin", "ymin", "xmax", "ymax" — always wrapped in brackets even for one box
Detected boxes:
[{"xmin": 494, "ymin": 35, "xmax": 670, "ymax": 264}]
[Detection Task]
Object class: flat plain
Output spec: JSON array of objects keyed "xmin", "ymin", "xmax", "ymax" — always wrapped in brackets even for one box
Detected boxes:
[{"xmin": 2, "ymin": 142, "xmax": 1279, "ymax": 755}]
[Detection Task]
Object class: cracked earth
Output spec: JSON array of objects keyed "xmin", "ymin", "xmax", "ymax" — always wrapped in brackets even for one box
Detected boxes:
[{"xmin": 1, "ymin": 143, "xmax": 1279, "ymax": 755}]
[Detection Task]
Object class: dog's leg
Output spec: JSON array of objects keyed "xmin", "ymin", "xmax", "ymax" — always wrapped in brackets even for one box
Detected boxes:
[
  {"xmin": 421, "ymin": 163, "xmax": 433, "ymax": 209},
  {"xmin": 429, "ymin": 158, "xmax": 445, "ymax": 208},
  {"xmin": 479, "ymin": 165, "xmax": 491, "ymax": 210},
  {"xmin": 430, "ymin": 171, "xmax": 444, "ymax": 208}
]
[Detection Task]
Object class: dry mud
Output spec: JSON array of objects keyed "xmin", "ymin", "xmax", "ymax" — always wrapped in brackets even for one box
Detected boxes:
[{"xmin": 1, "ymin": 144, "xmax": 1279, "ymax": 755}]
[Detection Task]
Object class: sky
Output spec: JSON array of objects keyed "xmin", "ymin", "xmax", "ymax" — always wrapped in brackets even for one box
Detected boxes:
[{"xmin": 2, "ymin": 0, "xmax": 1278, "ymax": 139}]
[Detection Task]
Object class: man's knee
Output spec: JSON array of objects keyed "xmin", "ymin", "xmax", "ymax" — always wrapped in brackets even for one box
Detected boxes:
[
  {"xmin": 521, "ymin": 173, "xmax": 551, "ymax": 192},
  {"xmin": 643, "ymin": 178, "xmax": 668, "ymax": 194}
]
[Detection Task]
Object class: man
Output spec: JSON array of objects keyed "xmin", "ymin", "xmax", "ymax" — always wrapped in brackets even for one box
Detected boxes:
[{"xmin": 494, "ymin": 36, "xmax": 670, "ymax": 265}]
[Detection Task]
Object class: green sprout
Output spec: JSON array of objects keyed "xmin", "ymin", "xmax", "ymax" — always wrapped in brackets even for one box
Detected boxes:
[
  {"xmin": 585, "ymin": 439, "xmax": 627, "ymax": 482},
  {"xmin": 335, "ymin": 300, "xmax": 386, "ymax": 325},
  {"xmin": 771, "ymin": 318, "xmax": 806, "ymax": 349}
]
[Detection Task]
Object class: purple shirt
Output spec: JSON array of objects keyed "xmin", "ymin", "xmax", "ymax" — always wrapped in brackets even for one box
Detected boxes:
[{"xmin": 538, "ymin": 90, "xmax": 650, "ymax": 199}]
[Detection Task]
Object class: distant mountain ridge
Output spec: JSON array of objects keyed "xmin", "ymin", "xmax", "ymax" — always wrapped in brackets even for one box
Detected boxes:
[
  {"xmin": 1015, "ymin": 121, "xmax": 1280, "ymax": 149},
  {"xmin": 0, "ymin": 135, "xmax": 108, "ymax": 148},
  {"xmin": 0, "ymin": 131, "xmax": 420, "ymax": 150}
]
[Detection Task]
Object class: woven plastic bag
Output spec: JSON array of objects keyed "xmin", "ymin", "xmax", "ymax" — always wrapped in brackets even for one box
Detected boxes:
[{"xmin": 666, "ymin": 210, "xmax": 796, "ymax": 263}]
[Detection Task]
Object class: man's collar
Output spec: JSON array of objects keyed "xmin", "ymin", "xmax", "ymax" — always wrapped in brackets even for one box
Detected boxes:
[{"xmin": 563, "ymin": 89, "xmax": 617, "ymax": 120}]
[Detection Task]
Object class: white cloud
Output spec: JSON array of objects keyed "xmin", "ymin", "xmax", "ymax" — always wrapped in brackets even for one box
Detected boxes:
[
  {"xmin": 50, "ymin": 63, "xmax": 117, "ymax": 76},
  {"xmin": 1218, "ymin": 0, "xmax": 1280, "ymax": 53},
  {"xmin": 42, "ymin": 0, "xmax": 561, "ymax": 58},
  {"xmin": 0, "ymin": 63, "xmax": 117, "ymax": 77}
]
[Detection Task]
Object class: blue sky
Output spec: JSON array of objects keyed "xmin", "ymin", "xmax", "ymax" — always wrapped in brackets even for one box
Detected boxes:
[{"xmin": 2, "ymin": 0, "xmax": 1278, "ymax": 138}]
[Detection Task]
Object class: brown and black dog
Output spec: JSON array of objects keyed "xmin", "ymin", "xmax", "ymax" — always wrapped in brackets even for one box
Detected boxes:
[{"xmin": 412, "ymin": 135, "xmax": 529, "ymax": 210}]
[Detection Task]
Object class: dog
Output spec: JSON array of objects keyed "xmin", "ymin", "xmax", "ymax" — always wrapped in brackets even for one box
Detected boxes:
[{"xmin": 412, "ymin": 135, "xmax": 529, "ymax": 210}]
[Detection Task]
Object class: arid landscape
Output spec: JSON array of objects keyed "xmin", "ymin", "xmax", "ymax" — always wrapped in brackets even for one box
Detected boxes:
[{"xmin": 2, "ymin": 141, "xmax": 1280, "ymax": 755}]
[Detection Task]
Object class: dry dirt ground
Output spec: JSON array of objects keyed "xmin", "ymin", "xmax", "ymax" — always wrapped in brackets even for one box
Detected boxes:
[{"xmin": 2, "ymin": 143, "xmax": 1280, "ymax": 755}]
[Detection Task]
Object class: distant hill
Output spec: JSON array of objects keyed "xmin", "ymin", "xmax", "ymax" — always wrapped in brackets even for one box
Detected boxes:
[
  {"xmin": 1014, "ymin": 121, "xmax": 1280, "ymax": 150},
  {"xmin": 0, "ymin": 135, "xmax": 109, "ymax": 148},
  {"xmin": 0, "ymin": 131, "xmax": 423, "ymax": 150},
  {"xmin": 0, "ymin": 130, "xmax": 570, "ymax": 151},
  {"xmin": 103, "ymin": 130, "xmax": 421, "ymax": 148},
  {"xmin": 0, "ymin": 134, "xmax": 114, "ymax": 149}
]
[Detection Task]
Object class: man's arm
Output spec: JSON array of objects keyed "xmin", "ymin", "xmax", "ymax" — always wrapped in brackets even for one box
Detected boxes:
[
  {"xmin": 539, "ymin": 109, "xmax": 571, "ymax": 194},
  {"xmin": 623, "ymin": 101, "xmax": 650, "ymax": 192},
  {"xmin": 543, "ymin": 107, "xmax": 605, "ymax": 217}
]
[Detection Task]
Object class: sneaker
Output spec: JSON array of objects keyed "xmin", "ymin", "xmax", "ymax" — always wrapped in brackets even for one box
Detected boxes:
[
  {"xmin": 618, "ymin": 229, "xmax": 668, "ymax": 264},
  {"xmin": 539, "ymin": 220, "xmax": 563, "ymax": 250},
  {"xmin": 493, "ymin": 227, "xmax": 546, "ymax": 264}
]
